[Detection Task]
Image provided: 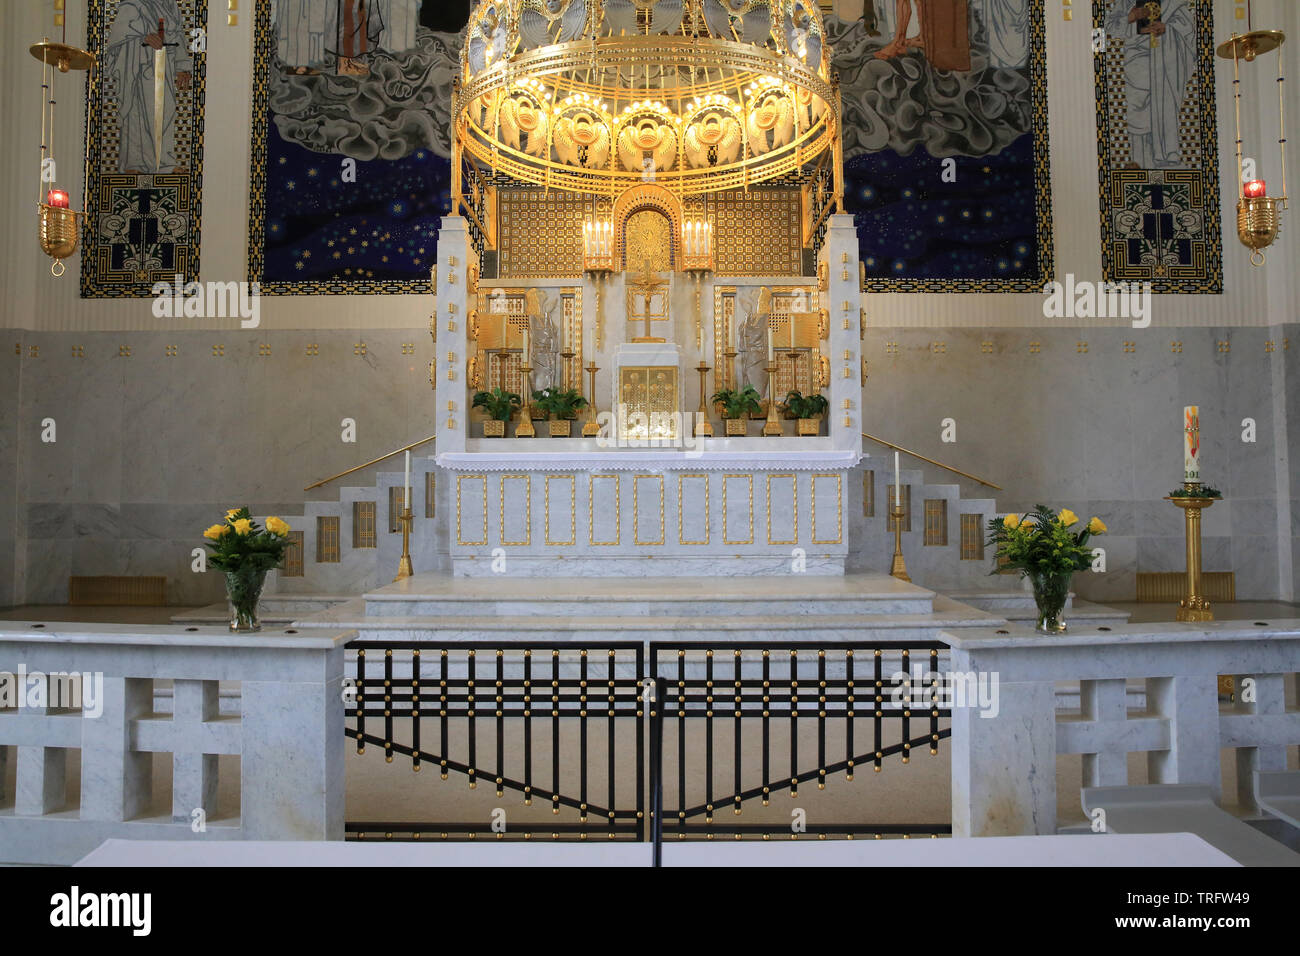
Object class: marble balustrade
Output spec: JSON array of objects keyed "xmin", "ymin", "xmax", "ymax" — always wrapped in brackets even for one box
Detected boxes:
[
  {"xmin": 945, "ymin": 621, "xmax": 1300, "ymax": 838},
  {"xmin": 0, "ymin": 623, "xmax": 351, "ymax": 865}
]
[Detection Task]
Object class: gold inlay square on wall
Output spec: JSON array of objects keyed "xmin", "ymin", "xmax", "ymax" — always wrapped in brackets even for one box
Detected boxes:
[
  {"xmin": 499, "ymin": 474, "xmax": 531, "ymax": 547},
  {"xmin": 811, "ymin": 473, "xmax": 843, "ymax": 545},
  {"xmin": 766, "ymin": 473, "xmax": 799, "ymax": 546},
  {"xmin": 456, "ymin": 475, "xmax": 489, "ymax": 547},
  {"xmin": 588, "ymin": 474, "xmax": 621, "ymax": 546},
  {"xmin": 633, "ymin": 474, "xmax": 665, "ymax": 546},
  {"xmin": 677, "ymin": 473, "xmax": 710, "ymax": 546},
  {"xmin": 722, "ymin": 474, "xmax": 754, "ymax": 546},
  {"xmin": 545, "ymin": 475, "xmax": 577, "ymax": 547}
]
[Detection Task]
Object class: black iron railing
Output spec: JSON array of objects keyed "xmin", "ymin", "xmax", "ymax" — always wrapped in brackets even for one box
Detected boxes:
[
  {"xmin": 345, "ymin": 641, "xmax": 645, "ymax": 841},
  {"xmin": 344, "ymin": 639, "xmax": 952, "ymax": 852}
]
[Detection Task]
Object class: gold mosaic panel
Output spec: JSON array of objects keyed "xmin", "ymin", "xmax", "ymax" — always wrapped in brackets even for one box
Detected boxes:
[
  {"xmin": 498, "ymin": 190, "xmax": 598, "ymax": 278},
  {"xmin": 713, "ymin": 190, "xmax": 802, "ymax": 277}
]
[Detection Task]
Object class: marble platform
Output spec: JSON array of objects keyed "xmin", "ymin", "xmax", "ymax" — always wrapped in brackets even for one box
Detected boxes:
[{"xmin": 289, "ymin": 571, "xmax": 996, "ymax": 643}]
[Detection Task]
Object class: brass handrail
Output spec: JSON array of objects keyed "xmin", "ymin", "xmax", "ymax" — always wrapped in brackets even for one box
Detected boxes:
[
  {"xmin": 305, "ymin": 435, "xmax": 437, "ymax": 491},
  {"xmin": 861, "ymin": 433, "xmax": 1002, "ymax": 491}
]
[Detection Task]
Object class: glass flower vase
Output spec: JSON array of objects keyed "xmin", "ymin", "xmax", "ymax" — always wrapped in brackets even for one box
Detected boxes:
[
  {"xmin": 1026, "ymin": 569, "xmax": 1071, "ymax": 634},
  {"xmin": 225, "ymin": 567, "xmax": 268, "ymax": 632}
]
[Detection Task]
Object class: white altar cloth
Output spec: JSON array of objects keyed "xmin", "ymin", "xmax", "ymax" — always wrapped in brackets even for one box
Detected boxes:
[{"xmin": 77, "ymin": 833, "xmax": 1237, "ymax": 867}]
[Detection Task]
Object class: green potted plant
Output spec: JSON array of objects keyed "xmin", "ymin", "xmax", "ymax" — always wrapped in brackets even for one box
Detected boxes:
[
  {"xmin": 532, "ymin": 386, "xmax": 589, "ymax": 437},
  {"xmin": 711, "ymin": 385, "xmax": 762, "ymax": 436},
  {"xmin": 203, "ymin": 508, "xmax": 292, "ymax": 632},
  {"xmin": 472, "ymin": 386, "xmax": 522, "ymax": 437},
  {"xmin": 785, "ymin": 390, "xmax": 829, "ymax": 436},
  {"xmin": 985, "ymin": 505, "xmax": 1107, "ymax": 634}
]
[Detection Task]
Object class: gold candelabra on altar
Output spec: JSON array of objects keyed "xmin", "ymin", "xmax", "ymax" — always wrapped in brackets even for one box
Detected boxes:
[
  {"xmin": 890, "ymin": 506, "xmax": 910, "ymax": 582},
  {"xmin": 694, "ymin": 361, "xmax": 713, "ymax": 438},
  {"xmin": 583, "ymin": 361, "xmax": 601, "ymax": 437},
  {"xmin": 761, "ymin": 363, "xmax": 782, "ymax": 437},
  {"xmin": 516, "ymin": 363, "xmax": 536, "ymax": 438},
  {"xmin": 393, "ymin": 506, "xmax": 414, "ymax": 582}
]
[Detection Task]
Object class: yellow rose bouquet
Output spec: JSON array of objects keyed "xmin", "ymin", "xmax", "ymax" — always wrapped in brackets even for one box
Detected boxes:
[
  {"xmin": 986, "ymin": 505, "xmax": 1107, "ymax": 633},
  {"xmin": 202, "ymin": 507, "xmax": 292, "ymax": 632}
]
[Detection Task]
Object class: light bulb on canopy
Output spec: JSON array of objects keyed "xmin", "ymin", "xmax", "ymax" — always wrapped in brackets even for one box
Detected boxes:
[{"xmin": 454, "ymin": 0, "xmax": 841, "ymax": 201}]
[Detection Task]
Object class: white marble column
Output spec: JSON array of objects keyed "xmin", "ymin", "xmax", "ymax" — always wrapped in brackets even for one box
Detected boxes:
[
  {"xmin": 822, "ymin": 213, "xmax": 863, "ymax": 461},
  {"xmin": 1146, "ymin": 674, "xmax": 1221, "ymax": 798},
  {"xmin": 80, "ymin": 677, "xmax": 153, "ymax": 822},
  {"xmin": 436, "ymin": 217, "xmax": 473, "ymax": 453},
  {"xmin": 240, "ymin": 672, "xmax": 345, "ymax": 841},
  {"xmin": 171, "ymin": 679, "xmax": 220, "ymax": 823},
  {"xmin": 1230, "ymin": 672, "xmax": 1290, "ymax": 813},
  {"xmin": 1080, "ymin": 678, "xmax": 1128, "ymax": 788},
  {"xmin": 949, "ymin": 671, "xmax": 1057, "ymax": 837}
]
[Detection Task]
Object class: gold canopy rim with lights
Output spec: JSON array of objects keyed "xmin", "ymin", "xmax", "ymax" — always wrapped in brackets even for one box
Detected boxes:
[{"xmin": 453, "ymin": 0, "xmax": 841, "ymax": 199}]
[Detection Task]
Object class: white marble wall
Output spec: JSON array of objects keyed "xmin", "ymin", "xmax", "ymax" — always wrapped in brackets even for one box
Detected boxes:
[
  {"xmin": 856, "ymin": 324, "xmax": 1300, "ymax": 602},
  {"xmin": 3, "ymin": 323, "xmax": 1298, "ymax": 603},
  {"xmin": 3, "ymin": 329, "xmax": 436, "ymax": 605}
]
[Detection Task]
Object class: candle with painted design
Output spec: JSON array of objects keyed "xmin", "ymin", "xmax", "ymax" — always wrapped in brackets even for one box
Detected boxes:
[{"xmin": 1183, "ymin": 405, "xmax": 1200, "ymax": 482}]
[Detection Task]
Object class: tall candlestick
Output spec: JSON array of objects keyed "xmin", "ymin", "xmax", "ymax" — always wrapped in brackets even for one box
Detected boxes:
[
  {"xmin": 1183, "ymin": 405, "xmax": 1200, "ymax": 483},
  {"xmin": 894, "ymin": 451, "xmax": 901, "ymax": 508}
]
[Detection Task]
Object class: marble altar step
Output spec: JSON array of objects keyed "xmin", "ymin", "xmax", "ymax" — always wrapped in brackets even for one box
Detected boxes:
[
  {"xmin": 356, "ymin": 572, "xmax": 937, "ymax": 618},
  {"xmin": 294, "ymin": 592, "xmax": 1005, "ymax": 645}
]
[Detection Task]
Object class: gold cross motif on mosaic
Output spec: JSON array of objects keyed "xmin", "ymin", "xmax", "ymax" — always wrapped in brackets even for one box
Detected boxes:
[{"xmin": 628, "ymin": 259, "xmax": 669, "ymax": 343}]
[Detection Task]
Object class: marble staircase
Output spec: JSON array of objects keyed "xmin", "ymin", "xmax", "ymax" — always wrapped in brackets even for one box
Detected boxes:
[
  {"xmin": 174, "ymin": 456, "xmax": 1131, "ymax": 631},
  {"xmin": 848, "ymin": 465, "xmax": 1001, "ymax": 590}
]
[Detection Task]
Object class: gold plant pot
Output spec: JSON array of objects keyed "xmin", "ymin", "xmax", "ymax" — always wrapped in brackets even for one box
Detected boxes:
[
  {"xmin": 1237, "ymin": 196, "xmax": 1280, "ymax": 262},
  {"xmin": 39, "ymin": 203, "xmax": 82, "ymax": 260},
  {"xmin": 797, "ymin": 417, "xmax": 821, "ymax": 436},
  {"xmin": 482, "ymin": 419, "xmax": 506, "ymax": 437},
  {"xmin": 549, "ymin": 419, "xmax": 572, "ymax": 438},
  {"xmin": 724, "ymin": 418, "xmax": 747, "ymax": 437}
]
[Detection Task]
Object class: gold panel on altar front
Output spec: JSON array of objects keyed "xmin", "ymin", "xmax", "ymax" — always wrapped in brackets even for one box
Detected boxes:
[
  {"xmin": 619, "ymin": 366, "xmax": 679, "ymax": 440},
  {"xmin": 713, "ymin": 190, "xmax": 803, "ymax": 277}
]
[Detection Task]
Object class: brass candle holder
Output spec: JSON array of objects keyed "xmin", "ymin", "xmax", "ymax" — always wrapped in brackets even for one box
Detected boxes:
[
  {"xmin": 890, "ymin": 505, "xmax": 910, "ymax": 582},
  {"xmin": 694, "ymin": 361, "xmax": 713, "ymax": 437},
  {"xmin": 516, "ymin": 364, "xmax": 536, "ymax": 438},
  {"xmin": 1166, "ymin": 481, "xmax": 1217, "ymax": 622},
  {"xmin": 583, "ymin": 361, "xmax": 601, "ymax": 437},
  {"xmin": 762, "ymin": 363, "xmax": 783, "ymax": 437},
  {"xmin": 393, "ymin": 507, "xmax": 414, "ymax": 582}
]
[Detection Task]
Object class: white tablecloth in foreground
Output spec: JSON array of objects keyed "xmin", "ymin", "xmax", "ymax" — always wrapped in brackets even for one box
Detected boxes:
[{"xmin": 76, "ymin": 832, "xmax": 1238, "ymax": 867}]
